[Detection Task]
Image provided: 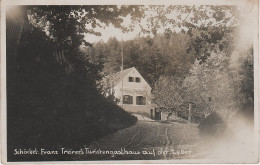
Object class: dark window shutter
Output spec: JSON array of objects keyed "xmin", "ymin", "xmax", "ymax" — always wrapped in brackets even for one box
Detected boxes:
[
  {"xmin": 143, "ymin": 97, "xmax": 146, "ymax": 105},
  {"xmin": 130, "ymin": 96, "xmax": 133, "ymax": 104}
]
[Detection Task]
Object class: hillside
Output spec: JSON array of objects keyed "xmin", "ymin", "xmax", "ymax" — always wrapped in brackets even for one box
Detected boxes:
[{"xmin": 7, "ymin": 12, "xmax": 137, "ymax": 161}]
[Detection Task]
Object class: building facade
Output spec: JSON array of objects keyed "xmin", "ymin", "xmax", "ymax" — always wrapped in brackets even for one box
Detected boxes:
[
  {"xmin": 102, "ymin": 67, "xmax": 173, "ymax": 120},
  {"xmin": 107, "ymin": 67, "xmax": 154, "ymax": 118}
]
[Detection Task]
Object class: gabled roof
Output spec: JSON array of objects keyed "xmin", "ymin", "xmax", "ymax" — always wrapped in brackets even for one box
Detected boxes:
[{"xmin": 110, "ymin": 67, "xmax": 135, "ymax": 87}]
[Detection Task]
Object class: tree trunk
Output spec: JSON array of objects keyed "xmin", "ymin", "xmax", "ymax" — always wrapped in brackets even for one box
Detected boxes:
[
  {"xmin": 188, "ymin": 102, "xmax": 192, "ymax": 123},
  {"xmin": 166, "ymin": 112, "xmax": 172, "ymax": 120}
]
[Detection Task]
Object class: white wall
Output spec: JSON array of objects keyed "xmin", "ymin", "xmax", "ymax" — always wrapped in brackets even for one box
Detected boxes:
[{"xmin": 114, "ymin": 68, "xmax": 152, "ymax": 106}]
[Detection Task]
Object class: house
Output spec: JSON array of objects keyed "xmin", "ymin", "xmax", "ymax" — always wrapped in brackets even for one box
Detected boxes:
[
  {"xmin": 104, "ymin": 67, "xmax": 156, "ymax": 118},
  {"xmin": 103, "ymin": 67, "xmax": 177, "ymax": 120}
]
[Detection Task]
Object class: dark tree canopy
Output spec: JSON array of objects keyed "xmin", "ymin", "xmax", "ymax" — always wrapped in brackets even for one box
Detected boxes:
[{"xmin": 6, "ymin": 5, "xmax": 144, "ymax": 161}]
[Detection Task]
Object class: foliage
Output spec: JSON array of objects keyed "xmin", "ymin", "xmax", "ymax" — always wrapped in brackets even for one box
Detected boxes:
[
  {"xmin": 6, "ymin": 5, "xmax": 255, "ymax": 159},
  {"xmin": 141, "ymin": 6, "xmax": 239, "ymax": 63},
  {"xmin": 183, "ymin": 52, "xmax": 237, "ymax": 119},
  {"xmin": 151, "ymin": 45, "xmax": 253, "ymax": 123},
  {"xmin": 85, "ymin": 5, "xmax": 254, "ymax": 127},
  {"xmin": 7, "ymin": 5, "xmax": 142, "ymax": 161},
  {"xmin": 198, "ymin": 112, "xmax": 228, "ymax": 138},
  {"xmin": 139, "ymin": 5, "xmax": 254, "ymax": 123},
  {"xmin": 230, "ymin": 47, "xmax": 254, "ymax": 105},
  {"xmin": 26, "ymin": 5, "xmax": 144, "ymax": 73},
  {"xmin": 91, "ymin": 33, "xmax": 194, "ymax": 89},
  {"xmin": 153, "ymin": 76, "xmax": 186, "ymax": 117}
]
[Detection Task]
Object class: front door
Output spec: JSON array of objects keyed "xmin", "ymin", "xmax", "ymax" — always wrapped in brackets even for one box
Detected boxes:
[{"xmin": 155, "ymin": 108, "xmax": 161, "ymax": 120}]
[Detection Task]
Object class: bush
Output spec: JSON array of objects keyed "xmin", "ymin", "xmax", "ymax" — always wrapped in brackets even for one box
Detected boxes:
[
  {"xmin": 198, "ymin": 112, "xmax": 228, "ymax": 138},
  {"xmin": 234, "ymin": 103, "xmax": 254, "ymax": 126}
]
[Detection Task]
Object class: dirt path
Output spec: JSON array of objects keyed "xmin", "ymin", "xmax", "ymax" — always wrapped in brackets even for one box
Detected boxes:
[{"xmin": 75, "ymin": 120, "xmax": 200, "ymax": 160}]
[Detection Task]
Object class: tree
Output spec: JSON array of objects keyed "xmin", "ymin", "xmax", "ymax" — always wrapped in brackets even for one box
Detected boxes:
[
  {"xmin": 228, "ymin": 47, "xmax": 254, "ymax": 122},
  {"xmin": 140, "ymin": 5, "xmax": 243, "ymax": 122},
  {"xmin": 183, "ymin": 52, "xmax": 237, "ymax": 120},
  {"xmin": 27, "ymin": 5, "xmax": 144, "ymax": 73},
  {"xmin": 6, "ymin": 5, "xmax": 143, "ymax": 161},
  {"xmin": 153, "ymin": 76, "xmax": 186, "ymax": 120},
  {"xmin": 154, "ymin": 33, "xmax": 194, "ymax": 77},
  {"xmin": 230, "ymin": 47, "xmax": 254, "ymax": 105},
  {"xmin": 143, "ymin": 5, "xmax": 239, "ymax": 63},
  {"xmin": 92, "ymin": 33, "xmax": 194, "ymax": 90},
  {"xmin": 153, "ymin": 51, "xmax": 240, "ymax": 122}
]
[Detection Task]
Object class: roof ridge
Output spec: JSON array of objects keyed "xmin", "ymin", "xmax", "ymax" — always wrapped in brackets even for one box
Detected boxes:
[
  {"xmin": 114, "ymin": 67, "xmax": 135, "ymax": 75},
  {"xmin": 110, "ymin": 67, "xmax": 136, "ymax": 87}
]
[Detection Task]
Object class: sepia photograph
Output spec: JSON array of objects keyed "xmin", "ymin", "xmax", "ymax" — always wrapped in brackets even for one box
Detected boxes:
[{"xmin": 1, "ymin": 0, "xmax": 259, "ymax": 164}]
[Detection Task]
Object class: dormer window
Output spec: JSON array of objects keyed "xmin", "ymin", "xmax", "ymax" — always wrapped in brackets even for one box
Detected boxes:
[
  {"xmin": 129, "ymin": 77, "xmax": 134, "ymax": 82},
  {"xmin": 135, "ymin": 77, "xmax": 141, "ymax": 83}
]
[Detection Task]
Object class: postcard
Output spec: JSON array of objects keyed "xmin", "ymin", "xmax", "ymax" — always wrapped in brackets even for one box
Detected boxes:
[{"xmin": 1, "ymin": 0, "xmax": 259, "ymax": 164}]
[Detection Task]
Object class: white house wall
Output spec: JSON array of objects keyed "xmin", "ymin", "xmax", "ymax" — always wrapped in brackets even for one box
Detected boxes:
[
  {"xmin": 115, "ymin": 68, "xmax": 151, "ymax": 91},
  {"xmin": 114, "ymin": 68, "xmax": 152, "ymax": 105}
]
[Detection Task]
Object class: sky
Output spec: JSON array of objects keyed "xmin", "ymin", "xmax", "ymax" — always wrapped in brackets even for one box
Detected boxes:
[
  {"xmin": 83, "ymin": 5, "xmax": 220, "ymax": 44},
  {"xmin": 83, "ymin": 7, "xmax": 176, "ymax": 44},
  {"xmin": 84, "ymin": 22, "xmax": 142, "ymax": 43},
  {"xmin": 84, "ymin": 10, "xmax": 150, "ymax": 43}
]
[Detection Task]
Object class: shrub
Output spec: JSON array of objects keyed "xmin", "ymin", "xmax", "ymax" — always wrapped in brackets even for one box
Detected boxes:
[{"xmin": 198, "ymin": 112, "xmax": 228, "ymax": 138}]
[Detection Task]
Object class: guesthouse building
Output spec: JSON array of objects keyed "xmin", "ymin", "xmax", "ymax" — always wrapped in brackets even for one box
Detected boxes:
[
  {"xmin": 105, "ymin": 67, "xmax": 154, "ymax": 117},
  {"xmin": 103, "ymin": 67, "xmax": 169, "ymax": 120}
]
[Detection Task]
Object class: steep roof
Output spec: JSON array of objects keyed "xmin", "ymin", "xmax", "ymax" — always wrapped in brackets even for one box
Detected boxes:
[{"xmin": 110, "ymin": 67, "xmax": 135, "ymax": 87}]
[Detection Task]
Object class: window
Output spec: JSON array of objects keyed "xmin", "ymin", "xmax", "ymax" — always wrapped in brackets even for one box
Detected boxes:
[
  {"xmin": 123, "ymin": 95, "xmax": 133, "ymax": 104},
  {"xmin": 135, "ymin": 77, "xmax": 141, "ymax": 83},
  {"xmin": 136, "ymin": 96, "xmax": 146, "ymax": 105},
  {"xmin": 129, "ymin": 77, "xmax": 134, "ymax": 82}
]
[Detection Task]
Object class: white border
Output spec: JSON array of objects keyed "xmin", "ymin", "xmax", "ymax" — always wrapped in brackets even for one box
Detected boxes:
[
  {"xmin": 1, "ymin": 0, "xmax": 242, "ymax": 5},
  {"xmin": 1, "ymin": 2, "xmax": 7, "ymax": 165}
]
